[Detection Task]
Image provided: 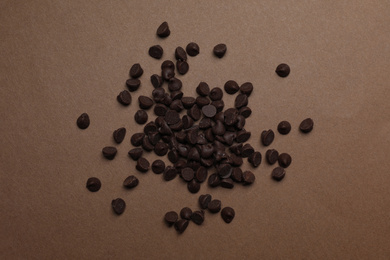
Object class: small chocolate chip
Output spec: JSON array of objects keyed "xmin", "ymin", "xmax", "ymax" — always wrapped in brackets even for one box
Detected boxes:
[
  {"xmin": 180, "ymin": 207, "xmax": 193, "ymax": 220},
  {"xmin": 123, "ymin": 175, "xmax": 139, "ymax": 189},
  {"xmin": 168, "ymin": 77, "xmax": 182, "ymax": 92},
  {"xmin": 161, "ymin": 60, "xmax": 174, "ymax": 70},
  {"xmin": 278, "ymin": 153, "xmax": 292, "ymax": 168},
  {"xmin": 224, "ymin": 80, "xmax": 239, "ymax": 94},
  {"xmin": 196, "ymin": 96, "xmax": 210, "ymax": 108},
  {"xmin": 164, "ymin": 211, "xmax": 178, "ymax": 226},
  {"xmin": 174, "ymin": 219, "xmax": 189, "ymax": 233},
  {"xmin": 195, "ymin": 166, "xmax": 208, "ymax": 183},
  {"xmin": 191, "ymin": 210, "xmax": 204, "ymax": 225},
  {"xmin": 221, "ymin": 207, "xmax": 235, "ymax": 223},
  {"xmin": 138, "ymin": 96, "xmax": 154, "ymax": 110},
  {"xmin": 126, "ymin": 78, "xmax": 141, "ymax": 92},
  {"xmin": 187, "ymin": 179, "xmax": 200, "ymax": 193},
  {"xmin": 275, "ymin": 63, "xmax": 290, "ymax": 77},
  {"xmin": 220, "ymin": 178, "xmax": 234, "ymax": 189},
  {"xmin": 77, "ymin": 113, "xmax": 90, "ymax": 129},
  {"xmin": 235, "ymin": 94, "xmax": 248, "ymax": 108},
  {"xmin": 163, "ymin": 166, "xmax": 177, "ymax": 181},
  {"xmin": 299, "ymin": 118, "xmax": 314, "ymax": 133},
  {"xmin": 266, "ymin": 149, "xmax": 279, "ymax": 165},
  {"xmin": 113, "ymin": 127, "xmax": 126, "ymax": 144},
  {"xmin": 157, "ymin": 22, "xmax": 170, "ymax": 38},
  {"xmin": 208, "ymin": 199, "xmax": 222, "ymax": 213},
  {"xmin": 154, "ymin": 142, "xmax": 169, "ymax": 156},
  {"xmin": 231, "ymin": 168, "xmax": 243, "ymax": 182},
  {"xmin": 239, "ymin": 107, "xmax": 252, "ymax": 118},
  {"xmin": 199, "ymin": 194, "xmax": 212, "ymax": 209},
  {"xmin": 208, "ymin": 173, "xmax": 221, "ymax": 187},
  {"xmin": 175, "ymin": 46, "xmax": 187, "ymax": 61},
  {"xmin": 261, "ymin": 129, "xmax": 275, "ymax": 146},
  {"xmin": 151, "ymin": 74, "xmax": 163, "ymax": 88},
  {"xmin": 151, "ymin": 159, "xmax": 165, "ymax": 174},
  {"xmin": 102, "ymin": 146, "xmax": 117, "ymax": 160},
  {"xmin": 242, "ymin": 171, "xmax": 255, "ymax": 185},
  {"xmin": 181, "ymin": 167, "xmax": 194, "ymax": 182},
  {"xmin": 165, "ymin": 110, "xmax": 180, "ymax": 125},
  {"xmin": 241, "ymin": 143, "xmax": 254, "ymax": 158},
  {"xmin": 272, "ymin": 167, "xmax": 286, "ymax": 181},
  {"xmin": 248, "ymin": 151, "xmax": 262, "ymax": 167},
  {"xmin": 136, "ymin": 157, "xmax": 150, "ymax": 172},
  {"xmin": 162, "ymin": 67, "xmax": 175, "ymax": 81},
  {"xmin": 182, "ymin": 97, "xmax": 196, "ymax": 109},
  {"xmin": 149, "ymin": 45, "xmax": 163, "ymax": 59},
  {"xmin": 111, "ymin": 198, "xmax": 126, "ymax": 215},
  {"xmin": 86, "ymin": 177, "xmax": 101, "ymax": 192},
  {"xmin": 187, "ymin": 105, "xmax": 201, "ymax": 121},
  {"xmin": 129, "ymin": 63, "xmax": 143, "ymax": 78},
  {"xmin": 240, "ymin": 82, "xmax": 253, "ymax": 96},
  {"xmin": 278, "ymin": 121, "xmax": 291, "ymax": 135},
  {"xmin": 134, "ymin": 110, "xmax": 148, "ymax": 124},
  {"xmin": 202, "ymin": 104, "xmax": 217, "ymax": 118},
  {"xmin": 176, "ymin": 60, "xmax": 189, "ymax": 75},
  {"xmin": 128, "ymin": 148, "xmax": 143, "ymax": 161},
  {"xmin": 213, "ymin": 43, "xmax": 227, "ymax": 58},
  {"xmin": 196, "ymin": 82, "xmax": 210, "ymax": 96},
  {"xmin": 209, "ymin": 87, "xmax": 223, "ymax": 101},
  {"xmin": 117, "ymin": 90, "xmax": 132, "ymax": 106}
]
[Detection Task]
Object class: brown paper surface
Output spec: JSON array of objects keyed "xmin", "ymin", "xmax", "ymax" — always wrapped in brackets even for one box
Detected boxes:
[{"xmin": 1, "ymin": 1, "xmax": 389, "ymax": 259}]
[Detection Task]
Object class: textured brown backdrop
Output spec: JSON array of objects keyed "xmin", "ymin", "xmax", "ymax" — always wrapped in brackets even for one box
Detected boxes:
[{"xmin": 1, "ymin": 1, "xmax": 389, "ymax": 259}]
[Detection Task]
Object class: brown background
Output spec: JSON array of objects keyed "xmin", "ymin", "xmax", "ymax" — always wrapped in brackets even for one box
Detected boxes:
[{"xmin": 1, "ymin": 1, "xmax": 389, "ymax": 259}]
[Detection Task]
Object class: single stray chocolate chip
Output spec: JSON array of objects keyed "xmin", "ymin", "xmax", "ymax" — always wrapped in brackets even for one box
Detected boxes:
[
  {"xmin": 126, "ymin": 79, "xmax": 141, "ymax": 92},
  {"xmin": 213, "ymin": 43, "xmax": 227, "ymax": 58},
  {"xmin": 117, "ymin": 90, "xmax": 132, "ymax": 106},
  {"xmin": 174, "ymin": 219, "xmax": 189, "ymax": 233},
  {"xmin": 129, "ymin": 63, "xmax": 143, "ymax": 78},
  {"xmin": 186, "ymin": 42, "xmax": 200, "ymax": 56},
  {"xmin": 272, "ymin": 167, "xmax": 286, "ymax": 181},
  {"xmin": 221, "ymin": 207, "xmax": 235, "ymax": 223},
  {"xmin": 86, "ymin": 177, "xmax": 101, "ymax": 192},
  {"xmin": 136, "ymin": 157, "xmax": 150, "ymax": 172},
  {"xmin": 157, "ymin": 22, "xmax": 170, "ymax": 38},
  {"xmin": 224, "ymin": 80, "xmax": 239, "ymax": 94},
  {"xmin": 149, "ymin": 45, "xmax": 163, "ymax": 59},
  {"xmin": 242, "ymin": 171, "xmax": 255, "ymax": 185},
  {"xmin": 266, "ymin": 149, "xmax": 279, "ymax": 165},
  {"xmin": 123, "ymin": 175, "xmax": 139, "ymax": 189},
  {"xmin": 164, "ymin": 211, "xmax": 178, "ymax": 226},
  {"xmin": 102, "ymin": 146, "xmax": 117, "ymax": 160},
  {"xmin": 278, "ymin": 153, "xmax": 292, "ymax": 168},
  {"xmin": 112, "ymin": 198, "xmax": 126, "ymax": 215},
  {"xmin": 275, "ymin": 63, "xmax": 290, "ymax": 77},
  {"xmin": 278, "ymin": 121, "xmax": 291, "ymax": 135},
  {"xmin": 299, "ymin": 118, "xmax": 314, "ymax": 133},
  {"xmin": 187, "ymin": 179, "xmax": 200, "ymax": 193},
  {"xmin": 77, "ymin": 113, "xmax": 90, "ymax": 129},
  {"xmin": 113, "ymin": 127, "xmax": 126, "ymax": 144},
  {"xmin": 261, "ymin": 129, "xmax": 275, "ymax": 146}
]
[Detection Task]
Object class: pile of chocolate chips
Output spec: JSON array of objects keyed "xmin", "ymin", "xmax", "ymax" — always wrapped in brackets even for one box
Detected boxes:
[{"xmin": 77, "ymin": 21, "xmax": 314, "ymax": 232}]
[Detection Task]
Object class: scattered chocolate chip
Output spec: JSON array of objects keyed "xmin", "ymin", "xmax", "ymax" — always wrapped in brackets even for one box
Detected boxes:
[
  {"xmin": 112, "ymin": 198, "xmax": 126, "ymax": 215},
  {"xmin": 240, "ymin": 82, "xmax": 253, "ymax": 96},
  {"xmin": 224, "ymin": 80, "xmax": 239, "ymax": 94},
  {"xmin": 266, "ymin": 149, "xmax": 279, "ymax": 165},
  {"xmin": 134, "ymin": 110, "xmax": 148, "ymax": 124},
  {"xmin": 102, "ymin": 146, "xmax": 117, "ymax": 160},
  {"xmin": 278, "ymin": 153, "xmax": 292, "ymax": 168},
  {"xmin": 187, "ymin": 179, "xmax": 200, "ymax": 193},
  {"xmin": 211, "ymin": 100, "xmax": 225, "ymax": 112},
  {"xmin": 123, "ymin": 175, "xmax": 139, "ymax": 189},
  {"xmin": 174, "ymin": 219, "xmax": 189, "ymax": 233},
  {"xmin": 181, "ymin": 167, "xmax": 194, "ymax": 182},
  {"xmin": 195, "ymin": 166, "xmax": 208, "ymax": 182},
  {"xmin": 182, "ymin": 97, "xmax": 196, "ymax": 109},
  {"xmin": 113, "ymin": 127, "xmax": 126, "ymax": 144},
  {"xmin": 202, "ymin": 104, "xmax": 217, "ymax": 118},
  {"xmin": 168, "ymin": 77, "xmax": 182, "ymax": 92},
  {"xmin": 149, "ymin": 45, "xmax": 163, "ymax": 59},
  {"xmin": 164, "ymin": 211, "xmax": 178, "ymax": 226},
  {"xmin": 117, "ymin": 90, "xmax": 132, "ymax": 106},
  {"xmin": 208, "ymin": 199, "xmax": 221, "ymax": 213},
  {"xmin": 191, "ymin": 210, "xmax": 204, "ymax": 225},
  {"xmin": 261, "ymin": 129, "xmax": 274, "ymax": 146},
  {"xmin": 154, "ymin": 142, "xmax": 169, "ymax": 156},
  {"xmin": 218, "ymin": 163, "xmax": 232, "ymax": 178},
  {"xmin": 130, "ymin": 133, "xmax": 145, "ymax": 147},
  {"xmin": 125, "ymin": 79, "xmax": 141, "ymax": 92},
  {"xmin": 157, "ymin": 22, "xmax": 170, "ymax": 38},
  {"xmin": 138, "ymin": 96, "xmax": 154, "ymax": 109},
  {"xmin": 186, "ymin": 42, "xmax": 200, "ymax": 56},
  {"xmin": 162, "ymin": 67, "xmax": 175, "ymax": 81},
  {"xmin": 272, "ymin": 167, "xmax": 286, "ymax": 181},
  {"xmin": 175, "ymin": 46, "xmax": 187, "ymax": 61},
  {"xmin": 129, "ymin": 63, "xmax": 143, "ymax": 78},
  {"xmin": 239, "ymin": 107, "xmax": 252, "ymax": 118},
  {"xmin": 242, "ymin": 171, "xmax": 255, "ymax": 185},
  {"xmin": 277, "ymin": 121, "xmax": 291, "ymax": 135},
  {"xmin": 221, "ymin": 207, "xmax": 235, "ymax": 223},
  {"xmin": 231, "ymin": 168, "xmax": 243, "ymax": 182},
  {"xmin": 151, "ymin": 159, "xmax": 165, "ymax": 174},
  {"xmin": 180, "ymin": 207, "xmax": 193, "ymax": 220},
  {"xmin": 176, "ymin": 60, "xmax": 189, "ymax": 75},
  {"xmin": 221, "ymin": 178, "xmax": 234, "ymax": 189},
  {"xmin": 235, "ymin": 94, "xmax": 248, "ymax": 108},
  {"xmin": 187, "ymin": 105, "xmax": 201, "ymax": 121},
  {"xmin": 241, "ymin": 143, "xmax": 254, "ymax": 158},
  {"xmin": 196, "ymin": 96, "xmax": 210, "ymax": 108},
  {"xmin": 161, "ymin": 60, "xmax": 174, "ymax": 70},
  {"xmin": 199, "ymin": 194, "xmax": 212, "ymax": 209},
  {"xmin": 275, "ymin": 63, "xmax": 290, "ymax": 77},
  {"xmin": 154, "ymin": 104, "xmax": 168, "ymax": 116},
  {"xmin": 136, "ymin": 157, "xmax": 150, "ymax": 172},
  {"xmin": 213, "ymin": 43, "xmax": 227, "ymax": 58},
  {"xmin": 163, "ymin": 166, "xmax": 177, "ymax": 181},
  {"xmin": 86, "ymin": 177, "xmax": 101, "ymax": 192},
  {"xmin": 209, "ymin": 87, "xmax": 223, "ymax": 101},
  {"xmin": 77, "ymin": 113, "xmax": 90, "ymax": 129},
  {"xmin": 151, "ymin": 74, "xmax": 163, "ymax": 88},
  {"xmin": 196, "ymin": 82, "xmax": 210, "ymax": 96},
  {"xmin": 165, "ymin": 110, "xmax": 180, "ymax": 125},
  {"xmin": 128, "ymin": 148, "xmax": 143, "ymax": 161},
  {"xmin": 248, "ymin": 151, "xmax": 262, "ymax": 167},
  {"xmin": 208, "ymin": 173, "xmax": 221, "ymax": 187},
  {"xmin": 299, "ymin": 118, "xmax": 314, "ymax": 133}
]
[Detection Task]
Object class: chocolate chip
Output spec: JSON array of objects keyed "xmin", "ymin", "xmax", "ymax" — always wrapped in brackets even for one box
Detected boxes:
[
  {"xmin": 199, "ymin": 194, "xmax": 212, "ymax": 209},
  {"xmin": 149, "ymin": 45, "xmax": 163, "ymax": 59},
  {"xmin": 162, "ymin": 67, "xmax": 175, "ymax": 81},
  {"xmin": 187, "ymin": 105, "xmax": 201, "ymax": 121},
  {"xmin": 236, "ymin": 115, "xmax": 246, "ymax": 130},
  {"xmin": 161, "ymin": 60, "xmax": 175, "ymax": 70},
  {"xmin": 151, "ymin": 74, "xmax": 163, "ymax": 88},
  {"xmin": 182, "ymin": 97, "xmax": 196, "ymax": 109},
  {"xmin": 196, "ymin": 82, "xmax": 210, "ymax": 96},
  {"xmin": 154, "ymin": 104, "xmax": 168, "ymax": 116},
  {"xmin": 218, "ymin": 163, "xmax": 232, "ymax": 178},
  {"xmin": 272, "ymin": 167, "xmax": 286, "ymax": 181},
  {"xmin": 240, "ymin": 82, "xmax": 253, "ymax": 96},
  {"xmin": 195, "ymin": 166, "xmax": 208, "ymax": 183},
  {"xmin": 111, "ymin": 198, "xmax": 125, "ymax": 215},
  {"xmin": 202, "ymin": 104, "xmax": 217, "ymax": 118},
  {"xmin": 164, "ymin": 110, "xmax": 180, "ymax": 125},
  {"xmin": 209, "ymin": 87, "xmax": 223, "ymax": 101},
  {"xmin": 191, "ymin": 210, "xmax": 204, "ymax": 225},
  {"xmin": 134, "ymin": 110, "xmax": 148, "ymax": 124},
  {"xmin": 299, "ymin": 118, "xmax": 314, "ymax": 133},
  {"xmin": 180, "ymin": 207, "xmax": 193, "ymax": 220},
  {"xmin": 128, "ymin": 148, "xmax": 143, "ymax": 161},
  {"xmin": 164, "ymin": 211, "xmax": 178, "ymax": 226},
  {"xmin": 213, "ymin": 43, "xmax": 227, "ymax": 58},
  {"xmin": 208, "ymin": 173, "xmax": 221, "ymax": 187},
  {"xmin": 241, "ymin": 143, "xmax": 254, "ymax": 158},
  {"xmin": 117, "ymin": 90, "xmax": 131, "ymax": 106},
  {"xmin": 175, "ymin": 46, "xmax": 187, "ymax": 61},
  {"xmin": 261, "ymin": 129, "xmax": 274, "ymax": 146},
  {"xmin": 138, "ymin": 96, "xmax": 154, "ymax": 109},
  {"xmin": 131, "ymin": 133, "xmax": 145, "ymax": 147},
  {"xmin": 154, "ymin": 142, "xmax": 169, "ymax": 156},
  {"xmin": 239, "ymin": 107, "xmax": 252, "ymax": 118},
  {"xmin": 221, "ymin": 178, "xmax": 234, "ymax": 189},
  {"xmin": 277, "ymin": 121, "xmax": 291, "ymax": 135},
  {"xmin": 142, "ymin": 136, "xmax": 154, "ymax": 151},
  {"xmin": 170, "ymin": 119, "xmax": 183, "ymax": 132},
  {"xmin": 248, "ymin": 151, "xmax": 262, "ymax": 167},
  {"xmin": 112, "ymin": 127, "xmax": 126, "ymax": 144},
  {"xmin": 123, "ymin": 175, "xmax": 139, "ymax": 189},
  {"xmin": 174, "ymin": 219, "xmax": 189, "ymax": 233},
  {"xmin": 86, "ymin": 177, "xmax": 101, "ymax": 192},
  {"xmin": 235, "ymin": 93, "xmax": 248, "ymax": 108},
  {"xmin": 168, "ymin": 77, "xmax": 182, "ymax": 92},
  {"xmin": 151, "ymin": 159, "xmax": 165, "ymax": 174},
  {"xmin": 136, "ymin": 157, "xmax": 150, "ymax": 172},
  {"xmin": 148, "ymin": 131, "xmax": 161, "ymax": 145},
  {"xmin": 181, "ymin": 167, "xmax": 194, "ymax": 182},
  {"xmin": 242, "ymin": 171, "xmax": 255, "ymax": 185},
  {"xmin": 170, "ymin": 90, "xmax": 183, "ymax": 100},
  {"xmin": 266, "ymin": 149, "xmax": 279, "ymax": 165},
  {"xmin": 144, "ymin": 121, "xmax": 158, "ymax": 135},
  {"xmin": 152, "ymin": 88, "xmax": 165, "ymax": 103},
  {"xmin": 170, "ymin": 99, "xmax": 184, "ymax": 112},
  {"xmin": 212, "ymin": 120, "xmax": 226, "ymax": 136},
  {"xmin": 157, "ymin": 22, "xmax": 170, "ymax": 38},
  {"xmin": 129, "ymin": 63, "xmax": 143, "ymax": 78},
  {"xmin": 102, "ymin": 146, "xmax": 117, "ymax": 160},
  {"xmin": 77, "ymin": 113, "xmax": 90, "ymax": 129},
  {"xmin": 176, "ymin": 60, "xmax": 189, "ymax": 75},
  {"xmin": 221, "ymin": 207, "xmax": 235, "ymax": 223},
  {"xmin": 275, "ymin": 63, "xmax": 290, "ymax": 77},
  {"xmin": 187, "ymin": 179, "xmax": 200, "ymax": 193},
  {"xmin": 230, "ymin": 143, "xmax": 242, "ymax": 155},
  {"xmin": 196, "ymin": 96, "xmax": 210, "ymax": 108},
  {"xmin": 211, "ymin": 100, "xmax": 225, "ymax": 112},
  {"xmin": 224, "ymin": 80, "xmax": 239, "ymax": 94},
  {"xmin": 278, "ymin": 153, "xmax": 292, "ymax": 168},
  {"xmin": 208, "ymin": 199, "xmax": 221, "ymax": 213},
  {"xmin": 126, "ymin": 79, "xmax": 141, "ymax": 92},
  {"xmin": 186, "ymin": 42, "xmax": 200, "ymax": 56},
  {"xmin": 231, "ymin": 168, "xmax": 243, "ymax": 182},
  {"xmin": 163, "ymin": 166, "xmax": 177, "ymax": 181}
]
